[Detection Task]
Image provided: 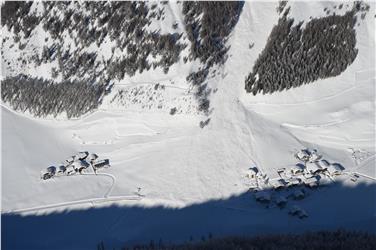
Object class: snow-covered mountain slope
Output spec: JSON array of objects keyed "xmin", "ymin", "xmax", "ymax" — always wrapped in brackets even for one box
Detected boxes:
[{"xmin": 1, "ymin": 1, "xmax": 375, "ymax": 249}]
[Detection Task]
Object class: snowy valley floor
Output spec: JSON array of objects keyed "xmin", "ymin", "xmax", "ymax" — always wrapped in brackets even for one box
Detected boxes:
[{"xmin": 2, "ymin": 2, "xmax": 375, "ymax": 249}]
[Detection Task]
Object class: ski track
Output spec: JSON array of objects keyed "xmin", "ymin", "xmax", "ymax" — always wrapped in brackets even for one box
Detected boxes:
[{"xmin": 245, "ymin": 82, "xmax": 360, "ymax": 107}]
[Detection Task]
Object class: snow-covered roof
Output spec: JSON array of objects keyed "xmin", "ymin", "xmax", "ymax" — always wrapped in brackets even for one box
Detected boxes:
[
  {"xmin": 291, "ymin": 163, "xmax": 305, "ymax": 171},
  {"xmin": 306, "ymin": 162, "xmax": 322, "ymax": 173},
  {"xmin": 57, "ymin": 165, "xmax": 66, "ymax": 172},
  {"xmin": 72, "ymin": 160, "xmax": 89, "ymax": 169},
  {"xmin": 46, "ymin": 166, "xmax": 56, "ymax": 173},
  {"xmin": 89, "ymin": 153, "xmax": 98, "ymax": 161},
  {"xmin": 248, "ymin": 167, "xmax": 258, "ymax": 174},
  {"xmin": 76, "ymin": 151, "xmax": 89, "ymax": 160},
  {"xmin": 296, "ymin": 149, "xmax": 310, "ymax": 160},
  {"xmin": 317, "ymin": 159, "xmax": 330, "ymax": 169},
  {"xmin": 327, "ymin": 164, "xmax": 342, "ymax": 174},
  {"xmin": 270, "ymin": 179, "xmax": 287, "ymax": 189},
  {"xmin": 288, "ymin": 177, "xmax": 301, "ymax": 186},
  {"xmin": 65, "ymin": 156, "xmax": 75, "ymax": 163},
  {"xmin": 308, "ymin": 149, "xmax": 321, "ymax": 162},
  {"xmin": 93, "ymin": 159, "xmax": 110, "ymax": 168},
  {"xmin": 303, "ymin": 176, "xmax": 320, "ymax": 188}
]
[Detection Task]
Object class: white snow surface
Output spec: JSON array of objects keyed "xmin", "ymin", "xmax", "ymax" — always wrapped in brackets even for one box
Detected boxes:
[{"xmin": 1, "ymin": 1, "xmax": 375, "ymax": 249}]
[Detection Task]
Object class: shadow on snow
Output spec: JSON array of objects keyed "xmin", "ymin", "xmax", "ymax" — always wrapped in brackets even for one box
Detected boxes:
[{"xmin": 2, "ymin": 181, "xmax": 376, "ymax": 250}]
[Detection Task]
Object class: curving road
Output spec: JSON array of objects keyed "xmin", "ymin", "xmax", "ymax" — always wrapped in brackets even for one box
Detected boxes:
[{"xmin": 2, "ymin": 171, "xmax": 138, "ymax": 215}]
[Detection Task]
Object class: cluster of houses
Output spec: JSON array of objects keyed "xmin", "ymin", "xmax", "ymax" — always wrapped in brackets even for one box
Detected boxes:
[
  {"xmin": 246, "ymin": 148, "xmax": 345, "ymax": 219},
  {"xmin": 41, "ymin": 151, "xmax": 111, "ymax": 180}
]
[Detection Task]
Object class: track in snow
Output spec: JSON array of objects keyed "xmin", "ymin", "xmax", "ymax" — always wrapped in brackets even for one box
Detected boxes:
[{"xmin": 4, "ymin": 195, "xmax": 142, "ymax": 215}]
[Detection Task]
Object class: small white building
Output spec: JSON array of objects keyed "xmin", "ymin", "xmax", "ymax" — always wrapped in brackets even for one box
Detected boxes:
[
  {"xmin": 326, "ymin": 164, "xmax": 343, "ymax": 176},
  {"xmin": 290, "ymin": 163, "xmax": 305, "ymax": 175}
]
